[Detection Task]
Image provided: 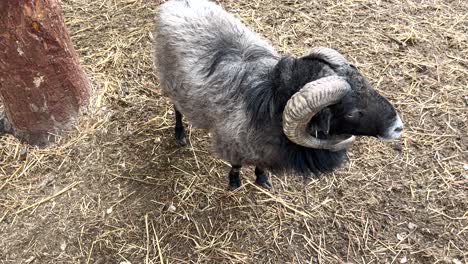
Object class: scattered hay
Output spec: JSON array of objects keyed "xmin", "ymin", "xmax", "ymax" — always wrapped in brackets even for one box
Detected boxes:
[{"xmin": 0, "ymin": 0, "xmax": 466, "ymax": 263}]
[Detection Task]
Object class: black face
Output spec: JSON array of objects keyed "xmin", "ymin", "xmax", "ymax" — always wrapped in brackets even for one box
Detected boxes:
[{"xmin": 310, "ymin": 66, "xmax": 400, "ymax": 139}]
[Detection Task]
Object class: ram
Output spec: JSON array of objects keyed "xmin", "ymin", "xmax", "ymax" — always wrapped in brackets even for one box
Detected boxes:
[{"xmin": 154, "ymin": 0, "xmax": 403, "ymax": 189}]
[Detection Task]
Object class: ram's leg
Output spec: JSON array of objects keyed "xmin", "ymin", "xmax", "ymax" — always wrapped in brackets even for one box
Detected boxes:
[
  {"xmin": 228, "ymin": 165, "xmax": 242, "ymax": 190},
  {"xmin": 174, "ymin": 106, "xmax": 187, "ymax": 146},
  {"xmin": 255, "ymin": 167, "xmax": 272, "ymax": 189}
]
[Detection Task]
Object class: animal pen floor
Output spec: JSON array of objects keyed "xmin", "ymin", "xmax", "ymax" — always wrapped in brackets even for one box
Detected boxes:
[{"xmin": 1, "ymin": 0, "xmax": 467, "ymax": 263}]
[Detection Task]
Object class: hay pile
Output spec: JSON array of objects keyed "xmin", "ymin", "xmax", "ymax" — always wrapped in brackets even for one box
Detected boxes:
[{"xmin": 1, "ymin": 0, "xmax": 466, "ymax": 263}]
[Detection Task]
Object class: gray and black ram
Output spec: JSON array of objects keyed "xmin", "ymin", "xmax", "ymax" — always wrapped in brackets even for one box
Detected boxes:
[{"xmin": 153, "ymin": 0, "xmax": 403, "ymax": 189}]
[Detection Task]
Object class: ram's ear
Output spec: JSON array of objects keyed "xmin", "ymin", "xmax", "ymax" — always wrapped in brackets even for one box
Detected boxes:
[
  {"xmin": 309, "ymin": 108, "xmax": 332, "ymax": 136},
  {"xmin": 273, "ymin": 56, "xmax": 296, "ymax": 90}
]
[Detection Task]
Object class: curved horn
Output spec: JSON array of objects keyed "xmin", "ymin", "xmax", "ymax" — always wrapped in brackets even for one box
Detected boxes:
[
  {"xmin": 282, "ymin": 76, "xmax": 355, "ymax": 151},
  {"xmin": 306, "ymin": 47, "xmax": 349, "ymax": 67}
]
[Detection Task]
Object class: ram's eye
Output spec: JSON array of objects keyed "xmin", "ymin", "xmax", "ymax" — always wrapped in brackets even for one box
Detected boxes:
[{"xmin": 346, "ymin": 110, "xmax": 363, "ymax": 119}]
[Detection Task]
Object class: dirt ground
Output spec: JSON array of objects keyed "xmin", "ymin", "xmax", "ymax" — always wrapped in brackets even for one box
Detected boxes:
[{"xmin": 1, "ymin": 0, "xmax": 467, "ymax": 263}]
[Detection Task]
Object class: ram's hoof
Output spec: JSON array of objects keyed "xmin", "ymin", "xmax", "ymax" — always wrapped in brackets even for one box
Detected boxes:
[
  {"xmin": 255, "ymin": 174, "xmax": 272, "ymax": 189},
  {"xmin": 0, "ymin": 115, "xmax": 13, "ymax": 136},
  {"xmin": 228, "ymin": 178, "xmax": 242, "ymax": 190},
  {"xmin": 175, "ymin": 127, "xmax": 187, "ymax": 146},
  {"xmin": 176, "ymin": 137, "xmax": 187, "ymax": 147}
]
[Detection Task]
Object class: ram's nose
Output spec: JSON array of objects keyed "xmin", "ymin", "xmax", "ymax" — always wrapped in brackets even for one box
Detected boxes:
[{"xmin": 383, "ymin": 115, "xmax": 403, "ymax": 140}]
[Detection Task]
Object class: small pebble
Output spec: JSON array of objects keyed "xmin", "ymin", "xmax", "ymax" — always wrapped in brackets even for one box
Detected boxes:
[
  {"xmin": 400, "ymin": 256, "xmax": 408, "ymax": 263},
  {"xmin": 392, "ymin": 143, "xmax": 403, "ymax": 152},
  {"xmin": 60, "ymin": 241, "xmax": 67, "ymax": 251},
  {"xmin": 19, "ymin": 148, "xmax": 28, "ymax": 160},
  {"xmin": 463, "ymin": 164, "xmax": 468, "ymax": 171},
  {"xmin": 452, "ymin": 259, "xmax": 462, "ymax": 264},
  {"xmin": 198, "ymin": 201, "xmax": 208, "ymax": 210},
  {"xmin": 106, "ymin": 207, "xmax": 113, "ymax": 214},
  {"xmin": 168, "ymin": 204, "xmax": 176, "ymax": 212},
  {"xmin": 408, "ymin": 222, "xmax": 417, "ymax": 230}
]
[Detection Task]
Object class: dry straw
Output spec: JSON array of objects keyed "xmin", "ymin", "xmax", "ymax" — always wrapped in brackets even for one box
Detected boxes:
[{"xmin": 0, "ymin": 0, "xmax": 466, "ymax": 263}]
